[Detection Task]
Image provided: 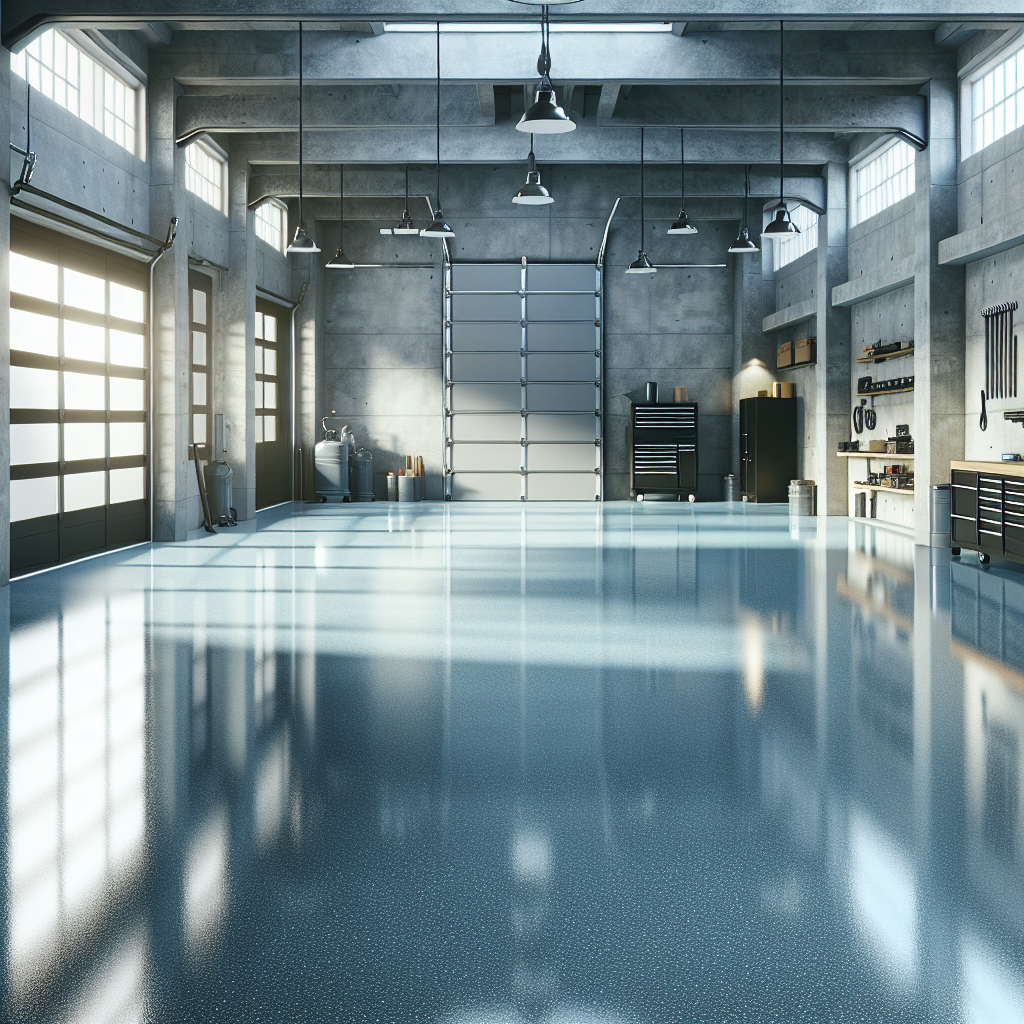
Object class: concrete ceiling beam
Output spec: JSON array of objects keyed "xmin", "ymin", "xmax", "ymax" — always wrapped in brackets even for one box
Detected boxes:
[{"xmin": 146, "ymin": 29, "xmax": 953, "ymax": 88}]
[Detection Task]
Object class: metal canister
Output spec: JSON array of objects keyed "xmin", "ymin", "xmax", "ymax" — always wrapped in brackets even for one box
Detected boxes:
[
  {"xmin": 351, "ymin": 448, "xmax": 375, "ymax": 501},
  {"xmin": 723, "ymin": 474, "xmax": 738, "ymax": 502},
  {"xmin": 387, "ymin": 473, "xmax": 398, "ymax": 502},
  {"xmin": 398, "ymin": 474, "xmax": 415, "ymax": 502},
  {"xmin": 788, "ymin": 479, "xmax": 815, "ymax": 516},
  {"xmin": 645, "ymin": 381, "xmax": 658, "ymax": 403},
  {"xmin": 930, "ymin": 483, "xmax": 950, "ymax": 547},
  {"xmin": 314, "ymin": 438, "xmax": 350, "ymax": 502}
]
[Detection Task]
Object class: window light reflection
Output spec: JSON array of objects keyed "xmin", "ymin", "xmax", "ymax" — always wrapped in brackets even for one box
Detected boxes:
[{"xmin": 184, "ymin": 809, "xmax": 229, "ymax": 954}]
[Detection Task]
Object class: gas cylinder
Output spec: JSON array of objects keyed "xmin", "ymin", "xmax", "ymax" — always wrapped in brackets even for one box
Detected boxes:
[
  {"xmin": 204, "ymin": 458, "xmax": 234, "ymax": 522},
  {"xmin": 314, "ymin": 413, "xmax": 351, "ymax": 502},
  {"xmin": 351, "ymin": 448, "xmax": 375, "ymax": 501}
]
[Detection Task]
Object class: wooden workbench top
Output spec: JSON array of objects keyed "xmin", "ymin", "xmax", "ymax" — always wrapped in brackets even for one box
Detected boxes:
[{"xmin": 951, "ymin": 460, "xmax": 1024, "ymax": 479}]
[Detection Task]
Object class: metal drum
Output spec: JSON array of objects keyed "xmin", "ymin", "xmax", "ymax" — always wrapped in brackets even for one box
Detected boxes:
[
  {"xmin": 351, "ymin": 448, "xmax": 375, "ymax": 501},
  {"xmin": 314, "ymin": 438, "xmax": 350, "ymax": 502},
  {"xmin": 203, "ymin": 459, "xmax": 233, "ymax": 521},
  {"xmin": 723, "ymin": 473, "xmax": 738, "ymax": 502},
  {"xmin": 788, "ymin": 479, "xmax": 815, "ymax": 516},
  {"xmin": 930, "ymin": 483, "xmax": 950, "ymax": 547}
]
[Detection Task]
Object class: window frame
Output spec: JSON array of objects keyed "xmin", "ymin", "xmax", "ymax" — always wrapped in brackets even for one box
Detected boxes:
[
  {"xmin": 184, "ymin": 137, "xmax": 229, "ymax": 217},
  {"xmin": 962, "ymin": 31, "xmax": 1024, "ymax": 160},
  {"xmin": 254, "ymin": 303, "xmax": 283, "ymax": 446},
  {"xmin": 849, "ymin": 137, "xmax": 916, "ymax": 228},
  {"xmin": 772, "ymin": 205, "xmax": 819, "ymax": 272},
  {"xmin": 189, "ymin": 271, "xmax": 213, "ymax": 457},
  {"xmin": 254, "ymin": 199, "xmax": 287, "ymax": 254}
]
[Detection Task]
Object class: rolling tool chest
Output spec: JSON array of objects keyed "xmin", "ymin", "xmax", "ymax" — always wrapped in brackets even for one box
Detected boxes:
[
  {"xmin": 950, "ymin": 461, "xmax": 1024, "ymax": 565},
  {"xmin": 628, "ymin": 402, "xmax": 698, "ymax": 500}
]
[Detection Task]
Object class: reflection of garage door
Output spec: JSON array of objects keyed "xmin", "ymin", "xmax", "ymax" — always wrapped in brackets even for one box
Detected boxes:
[
  {"xmin": 444, "ymin": 261, "xmax": 601, "ymax": 501},
  {"xmin": 9, "ymin": 225, "xmax": 148, "ymax": 576}
]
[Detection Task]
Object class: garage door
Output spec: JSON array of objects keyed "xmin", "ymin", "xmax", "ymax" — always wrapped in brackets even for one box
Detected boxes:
[{"xmin": 445, "ymin": 260, "xmax": 602, "ymax": 500}]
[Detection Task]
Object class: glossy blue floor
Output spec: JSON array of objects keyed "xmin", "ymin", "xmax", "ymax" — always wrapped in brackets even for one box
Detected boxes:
[{"xmin": 4, "ymin": 502, "xmax": 1024, "ymax": 1023}]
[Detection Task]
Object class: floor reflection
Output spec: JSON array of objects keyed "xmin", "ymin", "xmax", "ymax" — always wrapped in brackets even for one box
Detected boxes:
[{"xmin": 2, "ymin": 504, "xmax": 1023, "ymax": 1022}]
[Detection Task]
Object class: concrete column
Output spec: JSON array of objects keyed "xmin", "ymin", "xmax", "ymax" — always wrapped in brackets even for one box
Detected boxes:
[
  {"xmin": 149, "ymin": 65, "xmax": 192, "ymax": 541},
  {"xmin": 814, "ymin": 162, "xmax": 851, "ymax": 515},
  {"xmin": 218, "ymin": 139, "xmax": 257, "ymax": 520},
  {"xmin": 914, "ymin": 78, "xmax": 965, "ymax": 545},
  {"xmin": 731, "ymin": 223, "xmax": 773, "ymax": 479},
  {"xmin": 0, "ymin": 54, "xmax": 10, "ymax": 584},
  {"xmin": 290, "ymin": 203, "xmax": 319, "ymax": 499}
]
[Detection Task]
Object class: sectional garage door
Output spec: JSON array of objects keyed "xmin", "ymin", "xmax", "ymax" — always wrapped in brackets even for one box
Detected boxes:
[{"xmin": 444, "ymin": 261, "xmax": 602, "ymax": 501}]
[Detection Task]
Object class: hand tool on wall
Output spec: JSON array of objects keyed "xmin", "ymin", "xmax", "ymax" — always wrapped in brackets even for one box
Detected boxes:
[{"xmin": 981, "ymin": 390, "xmax": 988, "ymax": 431}]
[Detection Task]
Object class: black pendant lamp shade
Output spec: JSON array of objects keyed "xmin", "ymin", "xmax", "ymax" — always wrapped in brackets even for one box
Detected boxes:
[
  {"xmin": 728, "ymin": 165, "xmax": 760, "ymax": 254},
  {"xmin": 512, "ymin": 136, "xmax": 554, "ymax": 205},
  {"xmin": 517, "ymin": 5, "xmax": 575, "ymax": 134},
  {"xmin": 325, "ymin": 165, "xmax": 355, "ymax": 269},
  {"xmin": 763, "ymin": 21, "xmax": 800, "ymax": 237},
  {"xmin": 421, "ymin": 23, "xmax": 455, "ymax": 238},
  {"xmin": 381, "ymin": 168, "xmax": 420, "ymax": 235},
  {"xmin": 668, "ymin": 127, "xmax": 697, "ymax": 235},
  {"xmin": 287, "ymin": 22, "xmax": 319, "ymax": 255},
  {"xmin": 626, "ymin": 127, "xmax": 656, "ymax": 275}
]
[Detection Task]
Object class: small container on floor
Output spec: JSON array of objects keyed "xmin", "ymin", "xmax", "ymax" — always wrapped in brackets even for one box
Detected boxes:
[{"xmin": 398, "ymin": 474, "xmax": 415, "ymax": 502}]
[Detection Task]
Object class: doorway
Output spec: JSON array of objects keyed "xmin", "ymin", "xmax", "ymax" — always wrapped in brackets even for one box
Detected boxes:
[{"xmin": 254, "ymin": 299, "xmax": 291, "ymax": 508}]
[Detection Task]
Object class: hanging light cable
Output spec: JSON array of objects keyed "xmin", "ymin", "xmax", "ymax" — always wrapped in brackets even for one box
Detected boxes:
[
  {"xmin": 512, "ymin": 134, "xmax": 554, "ymax": 205},
  {"xmin": 287, "ymin": 21, "xmax": 319, "ymax": 254},
  {"xmin": 626, "ymin": 127, "xmax": 656, "ymax": 275},
  {"xmin": 668, "ymin": 127, "xmax": 697, "ymax": 235},
  {"xmin": 728, "ymin": 165, "xmax": 760, "ymax": 253},
  {"xmin": 764, "ymin": 20, "xmax": 800, "ymax": 236},
  {"xmin": 326, "ymin": 164, "xmax": 355, "ymax": 269},
  {"xmin": 381, "ymin": 168, "xmax": 419, "ymax": 235},
  {"xmin": 517, "ymin": 4, "xmax": 575, "ymax": 134},
  {"xmin": 421, "ymin": 22, "xmax": 455, "ymax": 238}
]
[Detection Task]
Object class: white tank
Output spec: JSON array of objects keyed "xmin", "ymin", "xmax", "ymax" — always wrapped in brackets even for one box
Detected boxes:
[
  {"xmin": 314, "ymin": 415, "xmax": 352, "ymax": 502},
  {"xmin": 351, "ymin": 448, "xmax": 374, "ymax": 501}
]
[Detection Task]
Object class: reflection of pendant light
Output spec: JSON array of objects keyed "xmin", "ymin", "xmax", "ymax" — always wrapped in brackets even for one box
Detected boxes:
[
  {"xmin": 380, "ymin": 168, "xmax": 419, "ymax": 235},
  {"xmin": 512, "ymin": 134, "xmax": 554, "ymax": 205},
  {"xmin": 325, "ymin": 164, "xmax": 355, "ymax": 269},
  {"xmin": 421, "ymin": 22, "xmax": 455, "ymax": 238},
  {"xmin": 764, "ymin": 20, "xmax": 800, "ymax": 236},
  {"xmin": 668, "ymin": 127, "xmax": 697, "ymax": 235},
  {"xmin": 728, "ymin": 165, "xmax": 760, "ymax": 253},
  {"xmin": 626, "ymin": 127, "xmax": 656, "ymax": 275},
  {"xmin": 517, "ymin": 4, "xmax": 575, "ymax": 134},
  {"xmin": 287, "ymin": 22, "xmax": 319, "ymax": 254}
]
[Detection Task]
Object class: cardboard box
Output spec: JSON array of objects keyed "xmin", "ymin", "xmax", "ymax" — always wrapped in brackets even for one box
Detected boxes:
[
  {"xmin": 772, "ymin": 381, "xmax": 795, "ymax": 398},
  {"xmin": 777, "ymin": 341, "xmax": 793, "ymax": 368},
  {"xmin": 868, "ymin": 440, "xmax": 887, "ymax": 452},
  {"xmin": 673, "ymin": 386, "xmax": 688, "ymax": 402},
  {"xmin": 794, "ymin": 337, "xmax": 817, "ymax": 364}
]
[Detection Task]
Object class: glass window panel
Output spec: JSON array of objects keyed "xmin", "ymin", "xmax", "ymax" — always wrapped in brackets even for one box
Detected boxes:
[
  {"xmin": 192, "ymin": 289, "xmax": 207, "ymax": 326},
  {"xmin": 110, "ymin": 422, "xmax": 145, "ymax": 457},
  {"xmin": 254, "ymin": 345, "xmax": 264, "ymax": 375},
  {"xmin": 254, "ymin": 381, "xmax": 263, "ymax": 409},
  {"xmin": 262, "ymin": 382, "xmax": 277, "ymax": 410},
  {"xmin": 11, "ymin": 365, "xmax": 58, "ymax": 409},
  {"xmin": 63, "ymin": 470, "xmax": 105, "ymax": 512},
  {"xmin": 262, "ymin": 415, "xmax": 276, "ymax": 443},
  {"xmin": 110, "ymin": 376, "xmax": 144, "ymax": 411},
  {"xmin": 263, "ymin": 348, "xmax": 277, "ymax": 377},
  {"xmin": 63, "ymin": 268, "xmax": 106, "ymax": 314},
  {"xmin": 63, "ymin": 423, "xmax": 106, "ymax": 462},
  {"xmin": 64, "ymin": 320, "xmax": 105, "ymax": 363},
  {"xmin": 193, "ymin": 414, "xmax": 207, "ymax": 445},
  {"xmin": 10, "ymin": 423, "xmax": 59, "ymax": 465},
  {"xmin": 262, "ymin": 316, "xmax": 277, "ymax": 344},
  {"xmin": 10, "ymin": 476, "xmax": 58, "ymax": 522},
  {"xmin": 10, "ymin": 309, "xmax": 58, "ymax": 356},
  {"xmin": 109, "ymin": 467, "xmax": 145, "ymax": 504},
  {"xmin": 254, "ymin": 312, "xmax": 264, "ymax": 340},
  {"xmin": 254, "ymin": 417, "xmax": 264, "ymax": 443},
  {"xmin": 192, "ymin": 331, "xmax": 207, "ymax": 366},
  {"xmin": 64, "ymin": 372, "xmax": 105, "ymax": 410},
  {"xmin": 109, "ymin": 282, "xmax": 144, "ymax": 323},
  {"xmin": 192, "ymin": 372, "xmax": 207, "ymax": 407},
  {"xmin": 11, "ymin": 253, "xmax": 58, "ymax": 302},
  {"xmin": 110, "ymin": 330, "xmax": 144, "ymax": 367}
]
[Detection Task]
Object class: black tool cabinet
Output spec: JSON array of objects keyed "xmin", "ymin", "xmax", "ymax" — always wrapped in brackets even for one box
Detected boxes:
[
  {"xmin": 950, "ymin": 464, "xmax": 1024, "ymax": 565},
  {"xmin": 628, "ymin": 402, "xmax": 698, "ymax": 500},
  {"xmin": 739, "ymin": 397, "xmax": 798, "ymax": 502}
]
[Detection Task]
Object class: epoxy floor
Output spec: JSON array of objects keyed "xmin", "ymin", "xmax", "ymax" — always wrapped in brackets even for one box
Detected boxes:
[{"xmin": 4, "ymin": 502, "xmax": 1024, "ymax": 1023}]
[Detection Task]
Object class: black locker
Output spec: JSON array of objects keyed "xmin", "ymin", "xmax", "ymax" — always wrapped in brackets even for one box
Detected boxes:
[
  {"xmin": 739, "ymin": 397, "xmax": 798, "ymax": 502},
  {"xmin": 628, "ymin": 402, "xmax": 698, "ymax": 500}
]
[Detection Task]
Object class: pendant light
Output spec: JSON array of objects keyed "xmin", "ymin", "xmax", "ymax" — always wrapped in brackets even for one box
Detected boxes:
[
  {"xmin": 325, "ymin": 165, "xmax": 355, "ymax": 269},
  {"xmin": 380, "ymin": 168, "xmax": 419, "ymax": 235},
  {"xmin": 728, "ymin": 165, "xmax": 760, "ymax": 253},
  {"xmin": 667, "ymin": 127, "xmax": 697, "ymax": 235},
  {"xmin": 517, "ymin": 4, "xmax": 575, "ymax": 135},
  {"xmin": 287, "ymin": 21, "xmax": 319, "ymax": 254},
  {"xmin": 421, "ymin": 22, "xmax": 455, "ymax": 238},
  {"xmin": 512, "ymin": 134, "xmax": 554, "ymax": 205},
  {"xmin": 626, "ymin": 127, "xmax": 656, "ymax": 275},
  {"xmin": 764, "ymin": 20, "xmax": 800, "ymax": 236}
]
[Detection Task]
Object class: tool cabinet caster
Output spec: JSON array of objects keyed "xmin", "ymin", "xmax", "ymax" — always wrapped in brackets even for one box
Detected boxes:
[
  {"xmin": 979, "ymin": 552, "xmax": 991, "ymax": 565},
  {"xmin": 951, "ymin": 546, "xmax": 961, "ymax": 556}
]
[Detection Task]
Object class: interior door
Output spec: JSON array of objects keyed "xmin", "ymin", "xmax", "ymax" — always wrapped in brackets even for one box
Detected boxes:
[{"xmin": 254, "ymin": 299, "xmax": 291, "ymax": 508}]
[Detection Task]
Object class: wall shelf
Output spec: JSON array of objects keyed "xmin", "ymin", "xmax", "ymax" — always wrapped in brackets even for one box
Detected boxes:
[
  {"xmin": 857, "ymin": 386, "xmax": 914, "ymax": 396},
  {"xmin": 778, "ymin": 361, "xmax": 816, "ymax": 370},
  {"xmin": 853, "ymin": 482, "xmax": 915, "ymax": 495},
  {"xmin": 836, "ymin": 451, "xmax": 914, "ymax": 459},
  {"xmin": 762, "ymin": 298, "xmax": 816, "ymax": 334},
  {"xmin": 856, "ymin": 346, "xmax": 914, "ymax": 365}
]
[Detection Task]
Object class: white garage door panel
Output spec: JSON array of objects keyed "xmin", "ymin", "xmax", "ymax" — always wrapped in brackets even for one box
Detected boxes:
[
  {"xmin": 528, "ymin": 473, "xmax": 596, "ymax": 500},
  {"xmin": 451, "ymin": 293, "xmax": 520, "ymax": 322},
  {"xmin": 451, "ymin": 414, "xmax": 522, "ymax": 442},
  {"xmin": 526, "ymin": 413, "xmax": 598, "ymax": 442},
  {"xmin": 527, "ymin": 383, "xmax": 596, "ymax": 412},
  {"xmin": 451, "ymin": 383, "xmax": 521, "ymax": 412},
  {"xmin": 527, "ymin": 352, "xmax": 595, "ymax": 382},
  {"xmin": 527, "ymin": 443, "xmax": 596, "ymax": 472},
  {"xmin": 526, "ymin": 293, "xmax": 596, "ymax": 322},
  {"xmin": 526, "ymin": 323, "xmax": 594, "ymax": 351},
  {"xmin": 451, "ymin": 323, "xmax": 521, "ymax": 351},
  {"xmin": 452, "ymin": 473, "xmax": 522, "ymax": 500},
  {"xmin": 451, "ymin": 352, "xmax": 521, "ymax": 382},
  {"xmin": 452, "ymin": 264, "xmax": 520, "ymax": 291},
  {"xmin": 526, "ymin": 264, "xmax": 595, "ymax": 291},
  {"xmin": 451, "ymin": 444, "xmax": 521, "ymax": 472}
]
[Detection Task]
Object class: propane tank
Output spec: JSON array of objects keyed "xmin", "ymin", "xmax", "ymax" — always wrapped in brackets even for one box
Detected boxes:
[
  {"xmin": 203, "ymin": 414, "xmax": 236, "ymax": 525},
  {"xmin": 314, "ymin": 411, "xmax": 350, "ymax": 502},
  {"xmin": 351, "ymin": 448, "xmax": 375, "ymax": 501}
]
